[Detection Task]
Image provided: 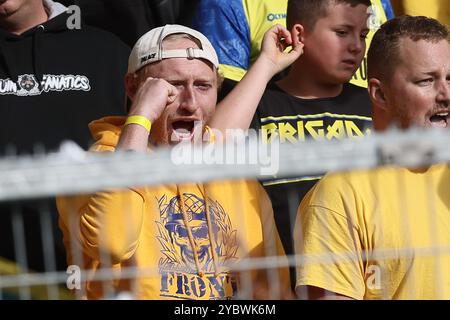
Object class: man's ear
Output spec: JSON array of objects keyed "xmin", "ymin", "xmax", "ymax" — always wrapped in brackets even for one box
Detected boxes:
[
  {"xmin": 291, "ymin": 23, "xmax": 305, "ymax": 44},
  {"xmin": 125, "ymin": 73, "xmax": 138, "ymax": 101},
  {"xmin": 368, "ymin": 78, "xmax": 391, "ymax": 131},
  {"xmin": 368, "ymin": 78, "xmax": 388, "ymax": 110}
]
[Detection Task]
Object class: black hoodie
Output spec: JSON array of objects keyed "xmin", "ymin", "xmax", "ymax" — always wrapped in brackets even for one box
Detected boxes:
[
  {"xmin": 0, "ymin": 3, "xmax": 130, "ymax": 154},
  {"xmin": 58, "ymin": 0, "xmax": 199, "ymax": 47}
]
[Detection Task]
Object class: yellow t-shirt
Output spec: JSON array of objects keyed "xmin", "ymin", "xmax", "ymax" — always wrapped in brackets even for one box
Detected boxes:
[
  {"xmin": 295, "ymin": 164, "xmax": 450, "ymax": 299},
  {"xmin": 57, "ymin": 116, "xmax": 289, "ymax": 299}
]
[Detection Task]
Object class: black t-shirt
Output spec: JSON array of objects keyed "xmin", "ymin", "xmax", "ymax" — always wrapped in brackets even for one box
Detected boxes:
[{"xmin": 251, "ymin": 82, "xmax": 372, "ymax": 259}]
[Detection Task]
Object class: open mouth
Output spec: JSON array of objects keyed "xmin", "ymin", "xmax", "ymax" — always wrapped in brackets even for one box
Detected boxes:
[
  {"xmin": 172, "ymin": 120, "xmax": 196, "ymax": 141},
  {"xmin": 429, "ymin": 111, "xmax": 449, "ymax": 128}
]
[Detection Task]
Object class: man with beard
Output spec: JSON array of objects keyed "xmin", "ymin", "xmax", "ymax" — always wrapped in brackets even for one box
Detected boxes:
[{"xmin": 294, "ymin": 15, "xmax": 450, "ymax": 299}]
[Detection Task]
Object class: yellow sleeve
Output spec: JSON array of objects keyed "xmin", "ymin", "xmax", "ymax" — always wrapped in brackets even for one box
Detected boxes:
[
  {"xmin": 56, "ymin": 187, "xmax": 146, "ymax": 264},
  {"xmin": 219, "ymin": 64, "xmax": 247, "ymax": 82},
  {"xmin": 294, "ymin": 181, "xmax": 366, "ymax": 300}
]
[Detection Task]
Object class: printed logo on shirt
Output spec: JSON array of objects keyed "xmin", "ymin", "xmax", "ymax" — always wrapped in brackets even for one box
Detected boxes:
[
  {"xmin": 260, "ymin": 114, "xmax": 372, "ymax": 143},
  {"xmin": 156, "ymin": 193, "xmax": 239, "ymax": 299},
  {"xmin": 0, "ymin": 74, "xmax": 91, "ymax": 96},
  {"xmin": 266, "ymin": 12, "xmax": 287, "ymax": 22}
]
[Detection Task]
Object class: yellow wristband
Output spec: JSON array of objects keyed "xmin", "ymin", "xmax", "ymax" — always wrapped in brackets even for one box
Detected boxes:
[{"xmin": 124, "ymin": 115, "xmax": 152, "ymax": 132}]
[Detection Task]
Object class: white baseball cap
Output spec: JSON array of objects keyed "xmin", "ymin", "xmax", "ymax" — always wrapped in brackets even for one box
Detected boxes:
[{"xmin": 127, "ymin": 24, "xmax": 219, "ymax": 74}]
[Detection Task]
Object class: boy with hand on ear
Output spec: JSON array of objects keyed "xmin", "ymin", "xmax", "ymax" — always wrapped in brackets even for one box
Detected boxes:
[{"xmin": 230, "ymin": 0, "xmax": 375, "ymax": 285}]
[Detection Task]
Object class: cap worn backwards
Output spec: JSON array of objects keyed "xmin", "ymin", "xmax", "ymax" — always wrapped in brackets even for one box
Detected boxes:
[{"xmin": 128, "ymin": 24, "xmax": 219, "ymax": 74}]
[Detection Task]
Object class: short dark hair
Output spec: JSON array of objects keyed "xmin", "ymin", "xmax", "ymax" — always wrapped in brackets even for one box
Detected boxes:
[
  {"xmin": 367, "ymin": 15, "xmax": 449, "ymax": 81},
  {"xmin": 287, "ymin": 0, "xmax": 371, "ymax": 30}
]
